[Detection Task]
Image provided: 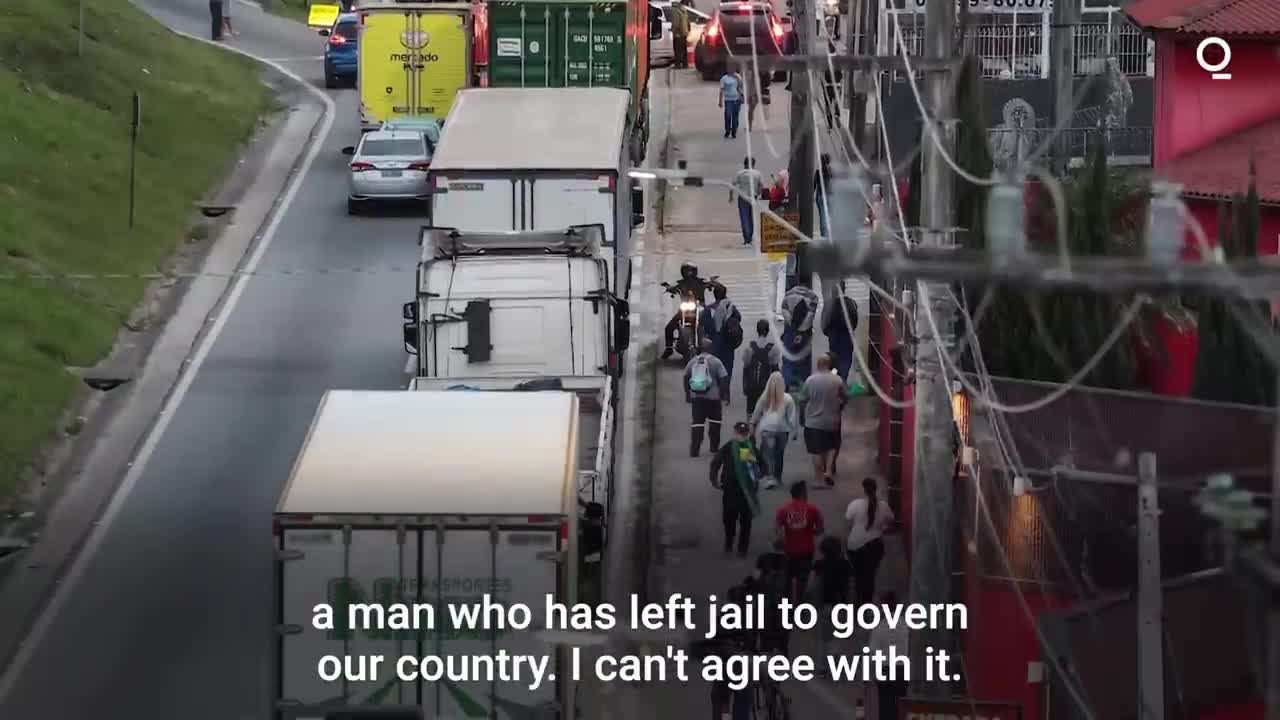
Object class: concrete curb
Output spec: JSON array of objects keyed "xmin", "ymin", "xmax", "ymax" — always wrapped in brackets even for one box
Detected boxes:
[{"xmin": 0, "ymin": 23, "xmax": 334, "ymax": 691}]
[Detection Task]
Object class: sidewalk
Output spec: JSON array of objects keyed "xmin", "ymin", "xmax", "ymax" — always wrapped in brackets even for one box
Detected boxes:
[{"xmin": 638, "ymin": 67, "xmax": 908, "ymax": 719}]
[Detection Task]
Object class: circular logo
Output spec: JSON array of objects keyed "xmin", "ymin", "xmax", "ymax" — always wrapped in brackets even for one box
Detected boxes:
[
  {"xmin": 1196, "ymin": 37, "xmax": 1231, "ymax": 74},
  {"xmin": 529, "ymin": 40, "xmax": 541, "ymax": 54},
  {"xmin": 400, "ymin": 30, "xmax": 430, "ymax": 50}
]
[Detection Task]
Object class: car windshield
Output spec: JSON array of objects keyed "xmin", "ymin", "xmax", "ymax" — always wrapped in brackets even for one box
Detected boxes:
[
  {"xmin": 360, "ymin": 138, "xmax": 425, "ymax": 157},
  {"xmin": 335, "ymin": 22, "xmax": 358, "ymax": 40}
]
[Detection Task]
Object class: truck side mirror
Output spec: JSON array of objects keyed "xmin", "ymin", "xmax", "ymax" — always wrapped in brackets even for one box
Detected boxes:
[
  {"xmin": 403, "ymin": 322, "xmax": 419, "ymax": 355},
  {"xmin": 614, "ymin": 299, "xmax": 631, "ymax": 351},
  {"xmin": 632, "ymin": 212, "xmax": 644, "ymax": 228},
  {"xmin": 341, "ymin": 146, "xmax": 356, "ymax": 156},
  {"xmin": 402, "ymin": 301, "xmax": 417, "ymax": 321},
  {"xmin": 631, "ymin": 184, "xmax": 644, "ymax": 212}
]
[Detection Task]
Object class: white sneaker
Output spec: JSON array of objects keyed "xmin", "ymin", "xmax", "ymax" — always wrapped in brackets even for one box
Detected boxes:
[{"xmin": 764, "ymin": 477, "xmax": 780, "ymax": 490}]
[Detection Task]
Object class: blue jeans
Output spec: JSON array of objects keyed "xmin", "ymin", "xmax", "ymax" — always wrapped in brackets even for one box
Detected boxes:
[
  {"xmin": 829, "ymin": 333, "xmax": 853, "ymax": 381},
  {"xmin": 760, "ymin": 430, "xmax": 788, "ymax": 481},
  {"xmin": 723, "ymin": 99, "xmax": 742, "ymax": 136},
  {"xmin": 782, "ymin": 327, "xmax": 811, "ymax": 390},
  {"xmin": 737, "ymin": 198, "xmax": 755, "ymax": 244}
]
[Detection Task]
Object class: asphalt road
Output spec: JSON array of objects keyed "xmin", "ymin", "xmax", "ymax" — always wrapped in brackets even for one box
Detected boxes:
[{"xmin": 0, "ymin": 1, "xmax": 423, "ymax": 717}]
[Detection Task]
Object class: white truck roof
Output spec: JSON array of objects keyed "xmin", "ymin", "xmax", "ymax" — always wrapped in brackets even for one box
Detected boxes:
[
  {"xmin": 429, "ymin": 88, "xmax": 631, "ymax": 171},
  {"xmin": 277, "ymin": 390, "xmax": 576, "ymax": 516}
]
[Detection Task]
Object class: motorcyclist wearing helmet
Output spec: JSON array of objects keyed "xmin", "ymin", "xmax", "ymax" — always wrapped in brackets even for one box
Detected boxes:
[{"xmin": 662, "ymin": 262, "xmax": 715, "ymax": 358}]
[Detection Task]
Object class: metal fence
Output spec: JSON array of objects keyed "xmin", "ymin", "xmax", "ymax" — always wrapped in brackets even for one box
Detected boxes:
[
  {"xmin": 886, "ymin": 6, "xmax": 1152, "ymax": 81},
  {"xmin": 986, "ymin": 125, "xmax": 1154, "ymax": 166}
]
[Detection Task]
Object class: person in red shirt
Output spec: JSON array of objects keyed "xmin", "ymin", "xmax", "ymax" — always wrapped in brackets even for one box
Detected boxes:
[{"xmin": 774, "ymin": 481, "xmax": 824, "ymax": 602}]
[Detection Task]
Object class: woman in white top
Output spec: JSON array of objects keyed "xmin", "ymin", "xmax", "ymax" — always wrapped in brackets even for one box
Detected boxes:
[
  {"xmin": 750, "ymin": 371, "xmax": 797, "ymax": 490},
  {"xmin": 844, "ymin": 477, "xmax": 894, "ymax": 606}
]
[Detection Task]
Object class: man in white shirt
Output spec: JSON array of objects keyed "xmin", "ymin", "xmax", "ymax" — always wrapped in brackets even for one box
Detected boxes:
[
  {"xmin": 868, "ymin": 591, "xmax": 909, "ymax": 720},
  {"xmin": 731, "ymin": 157, "xmax": 765, "ymax": 246}
]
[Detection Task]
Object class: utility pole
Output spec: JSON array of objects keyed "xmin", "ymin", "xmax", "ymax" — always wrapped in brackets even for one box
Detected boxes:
[
  {"xmin": 789, "ymin": 0, "xmax": 817, "ymax": 286},
  {"xmin": 1049, "ymin": 0, "xmax": 1081, "ymax": 171},
  {"xmin": 844, "ymin": 0, "xmax": 876, "ymax": 153},
  {"xmin": 1136, "ymin": 453, "xmax": 1165, "ymax": 720},
  {"xmin": 907, "ymin": 0, "xmax": 957, "ymax": 698}
]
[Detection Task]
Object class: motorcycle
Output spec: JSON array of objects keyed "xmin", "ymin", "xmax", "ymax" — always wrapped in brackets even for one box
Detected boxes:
[{"xmin": 661, "ymin": 274, "xmax": 717, "ymax": 361}]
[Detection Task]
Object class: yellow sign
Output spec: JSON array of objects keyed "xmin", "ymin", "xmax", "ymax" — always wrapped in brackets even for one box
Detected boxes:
[
  {"xmin": 360, "ymin": 10, "xmax": 469, "ymax": 124},
  {"xmin": 760, "ymin": 209, "xmax": 801, "ymax": 254},
  {"xmin": 307, "ymin": 3, "xmax": 340, "ymax": 28}
]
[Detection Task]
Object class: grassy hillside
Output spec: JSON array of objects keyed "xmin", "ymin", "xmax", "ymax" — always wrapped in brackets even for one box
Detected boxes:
[{"xmin": 0, "ymin": 0, "xmax": 270, "ymax": 501}]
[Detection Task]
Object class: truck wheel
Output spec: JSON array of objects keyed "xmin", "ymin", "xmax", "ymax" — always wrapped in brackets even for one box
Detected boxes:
[{"xmin": 324, "ymin": 74, "xmax": 338, "ymax": 89}]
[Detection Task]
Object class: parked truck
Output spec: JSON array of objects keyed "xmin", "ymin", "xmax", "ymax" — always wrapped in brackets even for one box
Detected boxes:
[
  {"xmin": 357, "ymin": 2, "xmax": 474, "ymax": 133},
  {"xmin": 485, "ymin": 0, "xmax": 652, "ymax": 165},
  {"xmin": 425, "ymin": 87, "xmax": 645, "ymax": 297},
  {"xmin": 273, "ymin": 384, "xmax": 610, "ymax": 719},
  {"xmin": 401, "ymin": 224, "xmax": 630, "ymax": 379}
]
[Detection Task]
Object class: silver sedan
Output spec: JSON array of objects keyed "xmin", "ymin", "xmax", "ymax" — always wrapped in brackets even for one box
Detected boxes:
[{"xmin": 345, "ymin": 130, "xmax": 432, "ymax": 215}]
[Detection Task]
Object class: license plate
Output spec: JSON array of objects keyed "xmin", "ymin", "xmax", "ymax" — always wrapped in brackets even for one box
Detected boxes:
[
  {"xmin": 735, "ymin": 37, "xmax": 754, "ymax": 45},
  {"xmin": 382, "ymin": 170, "xmax": 402, "ymax": 178}
]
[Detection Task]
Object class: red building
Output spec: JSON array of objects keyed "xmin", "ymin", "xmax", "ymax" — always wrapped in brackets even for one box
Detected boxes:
[{"xmin": 1127, "ymin": 0, "xmax": 1280, "ymax": 253}]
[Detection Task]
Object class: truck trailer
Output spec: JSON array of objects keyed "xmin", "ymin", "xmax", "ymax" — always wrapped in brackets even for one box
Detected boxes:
[
  {"xmin": 425, "ymin": 87, "xmax": 643, "ymax": 297},
  {"xmin": 357, "ymin": 2, "xmax": 474, "ymax": 133},
  {"xmin": 272, "ymin": 386, "xmax": 608, "ymax": 719},
  {"xmin": 485, "ymin": 0, "xmax": 651, "ymax": 165}
]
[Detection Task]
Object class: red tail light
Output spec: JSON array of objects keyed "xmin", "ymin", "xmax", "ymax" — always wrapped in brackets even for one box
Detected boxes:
[
  {"xmin": 706, "ymin": 21, "xmax": 719, "ymax": 38},
  {"xmin": 350, "ymin": 161, "xmax": 375, "ymax": 172},
  {"xmin": 408, "ymin": 161, "xmax": 430, "ymax": 171},
  {"xmin": 770, "ymin": 19, "xmax": 784, "ymax": 39},
  {"xmin": 328, "ymin": 34, "xmax": 347, "ymax": 46},
  {"xmin": 559, "ymin": 521, "xmax": 569, "ymax": 541}
]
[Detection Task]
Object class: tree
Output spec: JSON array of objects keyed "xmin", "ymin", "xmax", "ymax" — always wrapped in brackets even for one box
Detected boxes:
[{"xmin": 1191, "ymin": 166, "xmax": 1276, "ymax": 406}]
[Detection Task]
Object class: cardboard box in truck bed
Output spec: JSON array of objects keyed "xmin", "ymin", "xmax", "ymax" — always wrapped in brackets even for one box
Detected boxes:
[{"xmin": 272, "ymin": 390, "xmax": 579, "ymax": 720}]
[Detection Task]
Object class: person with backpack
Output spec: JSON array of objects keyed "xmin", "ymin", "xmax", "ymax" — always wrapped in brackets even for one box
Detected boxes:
[
  {"xmin": 703, "ymin": 283, "xmax": 742, "ymax": 392},
  {"xmin": 684, "ymin": 338, "xmax": 729, "ymax": 457},
  {"xmin": 750, "ymin": 372, "xmax": 796, "ymax": 490},
  {"xmin": 709, "ymin": 421, "xmax": 763, "ymax": 557},
  {"xmin": 811, "ymin": 535, "xmax": 853, "ymax": 668},
  {"xmin": 821, "ymin": 281, "xmax": 859, "ymax": 383},
  {"xmin": 741, "ymin": 319, "xmax": 781, "ymax": 417},
  {"xmin": 781, "ymin": 280, "xmax": 819, "ymax": 390}
]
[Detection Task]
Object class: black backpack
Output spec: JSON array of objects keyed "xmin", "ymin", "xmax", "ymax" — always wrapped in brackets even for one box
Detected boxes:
[
  {"xmin": 743, "ymin": 341, "xmax": 774, "ymax": 397},
  {"xmin": 724, "ymin": 313, "xmax": 744, "ymax": 349},
  {"xmin": 825, "ymin": 295, "xmax": 858, "ymax": 340}
]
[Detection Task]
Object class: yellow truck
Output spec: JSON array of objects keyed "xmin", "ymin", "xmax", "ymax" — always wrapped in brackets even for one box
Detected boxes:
[{"xmin": 357, "ymin": 2, "xmax": 474, "ymax": 133}]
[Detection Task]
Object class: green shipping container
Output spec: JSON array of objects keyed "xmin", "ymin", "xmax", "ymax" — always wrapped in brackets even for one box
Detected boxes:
[{"xmin": 488, "ymin": 0, "xmax": 628, "ymax": 89}]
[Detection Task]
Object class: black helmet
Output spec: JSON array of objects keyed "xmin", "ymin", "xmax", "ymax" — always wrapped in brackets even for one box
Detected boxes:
[{"xmin": 680, "ymin": 262, "xmax": 698, "ymax": 280}]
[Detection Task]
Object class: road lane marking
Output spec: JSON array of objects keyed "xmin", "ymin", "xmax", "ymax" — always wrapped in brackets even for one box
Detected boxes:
[
  {"xmin": 0, "ymin": 30, "xmax": 336, "ymax": 704},
  {"xmin": 262, "ymin": 56, "xmax": 325, "ymax": 63}
]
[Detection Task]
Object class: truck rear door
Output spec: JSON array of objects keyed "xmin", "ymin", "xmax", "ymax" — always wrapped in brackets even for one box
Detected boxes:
[
  {"xmin": 529, "ymin": 176, "xmax": 616, "ymax": 246},
  {"xmin": 432, "ymin": 177, "xmax": 517, "ymax": 231},
  {"xmin": 360, "ymin": 9, "xmax": 470, "ymax": 124}
]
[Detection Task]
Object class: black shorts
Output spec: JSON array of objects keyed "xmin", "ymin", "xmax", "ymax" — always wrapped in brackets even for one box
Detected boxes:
[
  {"xmin": 786, "ymin": 552, "xmax": 813, "ymax": 583},
  {"xmin": 804, "ymin": 427, "xmax": 838, "ymax": 454}
]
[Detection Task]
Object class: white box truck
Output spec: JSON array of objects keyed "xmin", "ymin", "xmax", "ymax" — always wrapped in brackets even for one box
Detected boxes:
[
  {"xmin": 401, "ymin": 224, "xmax": 631, "ymax": 379},
  {"xmin": 424, "ymin": 88, "xmax": 645, "ymax": 297},
  {"xmin": 273, "ymin": 385, "xmax": 610, "ymax": 719}
]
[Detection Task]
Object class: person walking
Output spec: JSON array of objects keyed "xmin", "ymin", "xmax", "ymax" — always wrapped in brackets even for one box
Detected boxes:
[
  {"xmin": 730, "ymin": 157, "xmax": 765, "ymax": 246},
  {"xmin": 844, "ymin": 477, "xmax": 894, "ymax": 607},
  {"xmin": 209, "ymin": 0, "xmax": 224, "ymax": 40},
  {"xmin": 741, "ymin": 319, "xmax": 780, "ymax": 417},
  {"xmin": 774, "ymin": 481, "xmax": 823, "ymax": 602},
  {"xmin": 780, "ymin": 281, "xmax": 818, "ymax": 389},
  {"xmin": 810, "ymin": 535, "xmax": 852, "ymax": 668},
  {"xmin": 871, "ymin": 591, "xmax": 909, "ymax": 720},
  {"xmin": 670, "ymin": 0, "xmax": 691, "ymax": 69},
  {"xmin": 750, "ymin": 372, "xmax": 796, "ymax": 490},
  {"xmin": 222, "ymin": 0, "xmax": 234, "ymax": 37},
  {"xmin": 718, "ymin": 68, "xmax": 744, "ymax": 138},
  {"xmin": 801, "ymin": 353, "xmax": 846, "ymax": 487},
  {"xmin": 743, "ymin": 71, "xmax": 762, "ymax": 131},
  {"xmin": 704, "ymin": 283, "xmax": 742, "ymax": 394},
  {"xmin": 814, "ymin": 153, "xmax": 833, "ymax": 239},
  {"xmin": 709, "ymin": 422, "xmax": 763, "ymax": 556},
  {"xmin": 684, "ymin": 338, "xmax": 730, "ymax": 457},
  {"xmin": 821, "ymin": 280, "xmax": 858, "ymax": 382}
]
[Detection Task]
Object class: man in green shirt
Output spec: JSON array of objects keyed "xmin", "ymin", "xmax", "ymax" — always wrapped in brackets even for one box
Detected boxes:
[{"xmin": 670, "ymin": 0, "xmax": 691, "ymax": 69}]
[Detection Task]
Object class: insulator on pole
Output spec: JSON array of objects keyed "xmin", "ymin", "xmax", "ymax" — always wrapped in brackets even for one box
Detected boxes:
[
  {"xmin": 1145, "ymin": 181, "xmax": 1186, "ymax": 266},
  {"xmin": 986, "ymin": 175, "xmax": 1027, "ymax": 263}
]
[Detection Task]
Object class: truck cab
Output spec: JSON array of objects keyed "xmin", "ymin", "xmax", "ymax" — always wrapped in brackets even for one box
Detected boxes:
[{"xmin": 402, "ymin": 224, "xmax": 630, "ymax": 379}]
